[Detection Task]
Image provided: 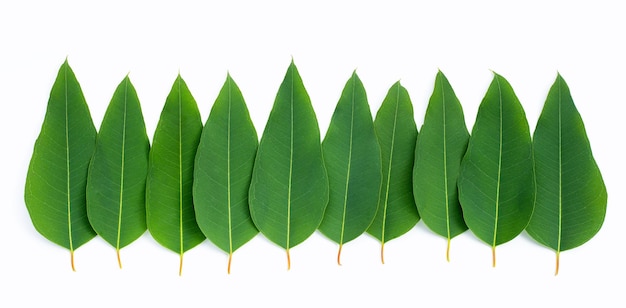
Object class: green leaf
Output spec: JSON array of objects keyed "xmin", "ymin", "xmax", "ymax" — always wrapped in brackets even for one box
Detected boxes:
[
  {"xmin": 86, "ymin": 76, "xmax": 150, "ymax": 268},
  {"xmin": 458, "ymin": 73, "xmax": 534, "ymax": 267},
  {"xmin": 318, "ymin": 72, "xmax": 382, "ymax": 265},
  {"xmin": 413, "ymin": 71, "xmax": 469, "ymax": 262},
  {"xmin": 24, "ymin": 60, "xmax": 97, "ymax": 271},
  {"xmin": 526, "ymin": 74, "xmax": 607, "ymax": 275},
  {"xmin": 249, "ymin": 61, "xmax": 329, "ymax": 269},
  {"xmin": 367, "ymin": 81, "xmax": 419, "ymax": 263},
  {"xmin": 146, "ymin": 75, "xmax": 204, "ymax": 275},
  {"xmin": 193, "ymin": 74, "xmax": 259, "ymax": 274}
]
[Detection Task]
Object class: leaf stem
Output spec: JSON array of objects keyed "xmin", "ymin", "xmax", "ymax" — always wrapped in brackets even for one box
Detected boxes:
[
  {"xmin": 286, "ymin": 248, "xmax": 291, "ymax": 270},
  {"xmin": 70, "ymin": 250, "xmax": 76, "ymax": 272},
  {"xmin": 227, "ymin": 253, "xmax": 232, "ymax": 274},
  {"xmin": 555, "ymin": 251, "xmax": 560, "ymax": 276},
  {"xmin": 492, "ymin": 246, "xmax": 496, "ymax": 267},
  {"xmin": 381, "ymin": 242, "xmax": 385, "ymax": 264},
  {"xmin": 446, "ymin": 238, "xmax": 451, "ymax": 262},
  {"xmin": 337, "ymin": 244, "xmax": 343, "ymax": 266},
  {"xmin": 117, "ymin": 249, "xmax": 122, "ymax": 269},
  {"xmin": 179, "ymin": 253, "xmax": 184, "ymax": 276}
]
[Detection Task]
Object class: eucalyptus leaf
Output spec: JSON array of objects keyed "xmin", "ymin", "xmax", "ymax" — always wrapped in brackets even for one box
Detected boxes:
[
  {"xmin": 249, "ymin": 61, "xmax": 329, "ymax": 269},
  {"xmin": 146, "ymin": 75, "xmax": 204, "ymax": 275},
  {"xmin": 318, "ymin": 72, "xmax": 381, "ymax": 265},
  {"xmin": 193, "ymin": 74, "xmax": 259, "ymax": 274},
  {"xmin": 86, "ymin": 76, "xmax": 150, "ymax": 268},
  {"xmin": 367, "ymin": 81, "xmax": 419, "ymax": 263},
  {"xmin": 24, "ymin": 60, "xmax": 97, "ymax": 271},
  {"xmin": 413, "ymin": 71, "xmax": 469, "ymax": 261},
  {"xmin": 526, "ymin": 74, "xmax": 607, "ymax": 275},
  {"xmin": 458, "ymin": 73, "xmax": 534, "ymax": 267}
]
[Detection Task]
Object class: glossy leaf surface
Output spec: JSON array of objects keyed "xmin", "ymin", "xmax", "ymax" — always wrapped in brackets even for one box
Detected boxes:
[
  {"xmin": 367, "ymin": 82, "xmax": 419, "ymax": 263},
  {"xmin": 413, "ymin": 71, "xmax": 469, "ymax": 261},
  {"xmin": 193, "ymin": 74, "xmax": 259, "ymax": 273},
  {"xmin": 249, "ymin": 61, "xmax": 329, "ymax": 269},
  {"xmin": 86, "ymin": 76, "xmax": 150, "ymax": 268},
  {"xmin": 318, "ymin": 72, "xmax": 381, "ymax": 264},
  {"xmin": 458, "ymin": 73, "xmax": 534, "ymax": 266},
  {"xmin": 526, "ymin": 74, "xmax": 607, "ymax": 275},
  {"xmin": 24, "ymin": 60, "xmax": 97, "ymax": 270},
  {"xmin": 146, "ymin": 75, "xmax": 204, "ymax": 275}
]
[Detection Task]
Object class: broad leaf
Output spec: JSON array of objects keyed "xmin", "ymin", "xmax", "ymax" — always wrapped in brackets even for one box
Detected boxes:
[
  {"xmin": 318, "ymin": 72, "xmax": 382, "ymax": 265},
  {"xmin": 458, "ymin": 73, "xmax": 534, "ymax": 267},
  {"xmin": 526, "ymin": 74, "xmax": 607, "ymax": 275},
  {"xmin": 193, "ymin": 74, "xmax": 259, "ymax": 274},
  {"xmin": 413, "ymin": 71, "xmax": 469, "ymax": 261},
  {"xmin": 367, "ymin": 81, "xmax": 419, "ymax": 263},
  {"xmin": 146, "ymin": 75, "xmax": 204, "ymax": 275},
  {"xmin": 249, "ymin": 61, "xmax": 329, "ymax": 269},
  {"xmin": 24, "ymin": 60, "xmax": 97, "ymax": 271},
  {"xmin": 86, "ymin": 76, "xmax": 150, "ymax": 268}
]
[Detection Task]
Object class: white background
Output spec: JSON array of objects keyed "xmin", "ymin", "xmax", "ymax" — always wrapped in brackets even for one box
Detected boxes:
[{"xmin": 1, "ymin": 0, "xmax": 624, "ymax": 307}]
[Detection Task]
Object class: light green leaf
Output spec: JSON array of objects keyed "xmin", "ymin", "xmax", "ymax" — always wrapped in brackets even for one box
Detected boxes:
[
  {"xmin": 24, "ymin": 60, "xmax": 97, "ymax": 271},
  {"xmin": 526, "ymin": 74, "xmax": 607, "ymax": 275},
  {"xmin": 193, "ymin": 74, "xmax": 259, "ymax": 274},
  {"xmin": 458, "ymin": 73, "xmax": 534, "ymax": 267},
  {"xmin": 86, "ymin": 76, "xmax": 150, "ymax": 268},
  {"xmin": 318, "ymin": 72, "xmax": 382, "ymax": 265},
  {"xmin": 413, "ymin": 71, "xmax": 469, "ymax": 261},
  {"xmin": 249, "ymin": 61, "xmax": 329, "ymax": 269},
  {"xmin": 367, "ymin": 81, "xmax": 419, "ymax": 263},
  {"xmin": 146, "ymin": 75, "xmax": 204, "ymax": 275}
]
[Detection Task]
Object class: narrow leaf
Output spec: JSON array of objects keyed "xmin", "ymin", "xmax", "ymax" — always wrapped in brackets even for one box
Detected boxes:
[
  {"xmin": 413, "ymin": 71, "xmax": 469, "ymax": 262},
  {"xmin": 249, "ymin": 61, "xmax": 329, "ymax": 269},
  {"xmin": 367, "ymin": 81, "xmax": 419, "ymax": 263},
  {"xmin": 193, "ymin": 74, "xmax": 259, "ymax": 274},
  {"xmin": 146, "ymin": 75, "xmax": 204, "ymax": 275},
  {"xmin": 458, "ymin": 73, "xmax": 535, "ymax": 267},
  {"xmin": 526, "ymin": 74, "xmax": 607, "ymax": 275},
  {"xmin": 318, "ymin": 72, "xmax": 382, "ymax": 265},
  {"xmin": 24, "ymin": 60, "xmax": 97, "ymax": 270},
  {"xmin": 86, "ymin": 76, "xmax": 150, "ymax": 268}
]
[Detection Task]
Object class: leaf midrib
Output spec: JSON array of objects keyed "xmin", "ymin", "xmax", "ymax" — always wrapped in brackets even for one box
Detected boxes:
[
  {"xmin": 493, "ymin": 77, "xmax": 503, "ymax": 249},
  {"xmin": 116, "ymin": 78, "xmax": 128, "ymax": 253},
  {"xmin": 441, "ymin": 76, "xmax": 450, "ymax": 244},
  {"xmin": 381, "ymin": 83, "xmax": 400, "ymax": 245},
  {"xmin": 286, "ymin": 67, "xmax": 294, "ymax": 252},
  {"xmin": 64, "ymin": 63, "xmax": 73, "ymax": 254},
  {"xmin": 557, "ymin": 77, "xmax": 562, "ymax": 255},
  {"xmin": 339, "ymin": 78, "xmax": 356, "ymax": 247},
  {"xmin": 178, "ymin": 78, "xmax": 184, "ymax": 258},
  {"xmin": 227, "ymin": 77, "xmax": 233, "ymax": 257}
]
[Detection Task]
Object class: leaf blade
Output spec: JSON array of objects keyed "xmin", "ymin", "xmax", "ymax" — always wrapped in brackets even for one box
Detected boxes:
[
  {"xmin": 318, "ymin": 72, "xmax": 382, "ymax": 264},
  {"xmin": 25, "ymin": 60, "xmax": 97, "ymax": 270},
  {"xmin": 193, "ymin": 74, "xmax": 259, "ymax": 273},
  {"xmin": 458, "ymin": 73, "xmax": 534, "ymax": 266},
  {"xmin": 367, "ymin": 82, "xmax": 419, "ymax": 263},
  {"xmin": 413, "ymin": 71, "xmax": 469, "ymax": 261},
  {"xmin": 146, "ymin": 75, "xmax": 204, "ymax": 275},
  {"xmin": 249, "ymin": 61, "xmax": 329, "ymax": 268},
  {"xmin": 86, "ymin": 76, "xmax": 150, "ymax": 268},
  {"xmin": 526, "ymin": 74, "xmax": 607, "ymax": 274}
]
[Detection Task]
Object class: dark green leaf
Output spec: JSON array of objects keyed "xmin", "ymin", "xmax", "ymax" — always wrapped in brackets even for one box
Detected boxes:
[
  {"xmin": 318, "ymin": 72, "xmax": 382, "ymax": 265},
  {"xmin": 86, "ymin": 76, "xmax": 150, "ymax": 268},
  {"xmin": 193, "ymin": 74, "xmax": 259, "ymax": 274},
  {"xmin": 367, "ymin": 81, "xmax": 419, "ymax": 263},
  {"xmin": 526, "ymin": 74, "xmax": 607, "ymax": 275},
  {"xmin": 24, "ymin": 60, "xmax": 97, "ymax": 271},
  {"xmin": 249, "ymin": 61, "xmax": 329, "ymax": 269},
  {"xmin": 413, "ymin": 71, "xmax": 469, "ymax": 261},
  {"xmin": 146, "ymin": 75, "xmax": 204, "ymax": 275},
  {"xmin": 458, "ymin": 73, "xmax": 534, "ymax": 267}
]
